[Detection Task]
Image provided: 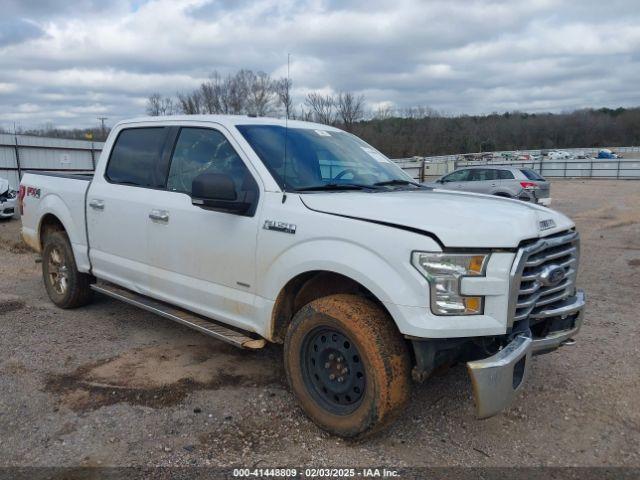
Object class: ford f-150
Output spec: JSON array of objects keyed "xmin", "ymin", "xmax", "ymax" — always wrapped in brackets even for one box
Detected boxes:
[{"xmin": 20, "ymin": 115, "xmax": 585, "ymax": 438}]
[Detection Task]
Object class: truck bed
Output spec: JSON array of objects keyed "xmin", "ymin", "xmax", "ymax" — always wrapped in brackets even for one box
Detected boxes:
[{"xmin": 20, "ymin": 171, "xmax": 93, "ymax": 272}]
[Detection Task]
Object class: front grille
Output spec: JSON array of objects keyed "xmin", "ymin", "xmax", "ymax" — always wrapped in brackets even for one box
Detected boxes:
[
  {"xmin": 509, "ymin": 230, "xmax": 579, "ymax": 325},
  {"xmin": 3, "ymin": 208, "xmax": 14, "ymax": 215}
]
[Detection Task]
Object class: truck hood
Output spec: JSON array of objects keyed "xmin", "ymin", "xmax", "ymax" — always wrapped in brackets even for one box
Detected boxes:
[{"xmin": 300, "ymin": 189, "xmax": 574, "ymax": 248}]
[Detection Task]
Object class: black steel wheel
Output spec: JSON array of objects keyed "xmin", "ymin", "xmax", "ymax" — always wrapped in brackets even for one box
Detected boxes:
[
  {"xmin": 284, "ymin": 294, "xmax": 411, "ymax": 438},
  {"xmin": 301, "ymin": 327, "xmax": 366, "ymax": 415}
]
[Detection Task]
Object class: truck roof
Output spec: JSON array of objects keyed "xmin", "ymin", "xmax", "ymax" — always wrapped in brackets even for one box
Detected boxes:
[{"xmin": 115, "ymin": 115, "xmax": 342, "ymax": 132}]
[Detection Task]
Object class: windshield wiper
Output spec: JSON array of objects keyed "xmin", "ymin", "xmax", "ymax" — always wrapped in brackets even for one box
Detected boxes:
[
  {"xmin": 294, "ymin": 183, "xmax": 376, "ymax": 192},
  {"xmin": 373, "ymin": 179, "xmax": 425, "ymax": 188}
]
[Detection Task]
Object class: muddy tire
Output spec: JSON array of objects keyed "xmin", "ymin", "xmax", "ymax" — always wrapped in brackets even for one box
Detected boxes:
[
  {"xmin": 284, "ymin": 294, "xmax": 411, "ymax": 438},
  {"xmin": 42, "ymin": 231, "xmax": 93, "ymax": 309}
]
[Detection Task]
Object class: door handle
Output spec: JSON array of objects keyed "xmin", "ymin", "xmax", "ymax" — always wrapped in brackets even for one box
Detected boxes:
[
  {"xmin": 149, "ymin": 209, "xmax": 169, "ymax": 223},
  {"xmin": 89, "ymin": 199, "xmax": 104, "ymax": 210}
]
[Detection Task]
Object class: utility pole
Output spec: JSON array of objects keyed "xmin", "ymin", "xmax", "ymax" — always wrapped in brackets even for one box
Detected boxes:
[{"xmin": 97, "ymin": 117, "xmax": 108, "ymax": 140}]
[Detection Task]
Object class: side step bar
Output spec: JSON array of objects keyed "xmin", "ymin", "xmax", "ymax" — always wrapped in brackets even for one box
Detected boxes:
[{"xmin": 90, "ymin": 282, "xmax": 266, "ymax": 349}]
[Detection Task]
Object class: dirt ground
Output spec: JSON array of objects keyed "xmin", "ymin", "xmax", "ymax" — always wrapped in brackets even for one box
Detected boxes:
[{"xmin": 0, "ymin": 180, "xmax": 639, "ymax": 468}]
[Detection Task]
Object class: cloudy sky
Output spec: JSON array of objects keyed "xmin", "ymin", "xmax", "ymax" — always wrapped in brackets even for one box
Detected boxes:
[{"xmin": 1, "ymin": 0, "xmax": 639, "ymax": 130}]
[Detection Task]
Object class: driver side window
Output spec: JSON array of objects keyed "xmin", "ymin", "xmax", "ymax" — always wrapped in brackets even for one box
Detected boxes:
[{"xmin": 167, "ymin": 128, "xmax": 252, "ymax": 195}]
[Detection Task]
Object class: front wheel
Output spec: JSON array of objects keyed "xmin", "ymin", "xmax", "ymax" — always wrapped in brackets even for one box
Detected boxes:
[
  {"xmin": 284, "ymin": 294, "xmax": 411, "ymax": 438},
  {"xmin": 42, "ymin": 231, "xmax": 93, "ymax": 308}
]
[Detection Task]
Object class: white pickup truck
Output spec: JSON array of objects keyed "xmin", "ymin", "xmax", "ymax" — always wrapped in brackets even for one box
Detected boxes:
[{"xmin": 20, "ymin": 115, "xmax": 585, "ymax": 438}]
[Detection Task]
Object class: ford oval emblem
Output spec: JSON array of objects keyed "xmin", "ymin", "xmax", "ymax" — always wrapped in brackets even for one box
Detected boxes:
[{"xmin": 540, "ymin": 265, "xmax": 566, "ymax": 286}]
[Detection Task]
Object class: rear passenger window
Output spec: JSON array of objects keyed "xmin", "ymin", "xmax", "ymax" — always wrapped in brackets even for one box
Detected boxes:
[
  {"xmin": 106, "ymin": 128, "xmax": 168, "ymax": 187},
  {"xmin": 498, "ymin": 170, "xmax": 515, "ymax": 180},
  {"xmin": 469, "ymin": 169, "xmax": 496, "ymax": 181}
]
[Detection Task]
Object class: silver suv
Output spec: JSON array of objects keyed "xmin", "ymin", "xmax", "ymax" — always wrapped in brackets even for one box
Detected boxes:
[{"xmin": 426, "ymin": 166, "xmax": 551, "ymax": 205}]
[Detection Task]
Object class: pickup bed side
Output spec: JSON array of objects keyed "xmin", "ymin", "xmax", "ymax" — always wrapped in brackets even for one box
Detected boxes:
[{"xmin": 21, "ymin": 172, "xmax": 93, "ymax": 272}]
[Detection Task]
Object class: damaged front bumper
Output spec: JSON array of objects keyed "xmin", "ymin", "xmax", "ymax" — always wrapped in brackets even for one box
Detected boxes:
[{"xmin": 467, "ymin": 290, "xmax": 585, "ymax": 418}]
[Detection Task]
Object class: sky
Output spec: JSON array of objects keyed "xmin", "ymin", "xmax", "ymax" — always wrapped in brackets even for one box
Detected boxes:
[{"xmin": 1, "ymin": 0, "xmax": 639, "ymax": 130}]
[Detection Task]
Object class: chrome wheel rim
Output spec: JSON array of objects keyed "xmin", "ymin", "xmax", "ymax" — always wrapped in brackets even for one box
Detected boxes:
[{"xmin": 48, "ymin": 247, "xmax": 69, "ymax": 295}]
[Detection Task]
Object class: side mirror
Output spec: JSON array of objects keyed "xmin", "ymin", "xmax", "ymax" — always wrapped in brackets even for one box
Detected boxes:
[
  {"xmin": 438, "ymin": 178, "xmax": 446, "ymax": 183},
  {"xmin": 191, "ymin": 173, "xmax": 252, "ymax": 215}
]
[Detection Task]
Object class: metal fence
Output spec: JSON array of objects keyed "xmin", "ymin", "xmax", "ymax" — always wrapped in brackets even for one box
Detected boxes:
[{"xmin": 0, "ymin": 133, "xmax": 104, "ymax": 189}]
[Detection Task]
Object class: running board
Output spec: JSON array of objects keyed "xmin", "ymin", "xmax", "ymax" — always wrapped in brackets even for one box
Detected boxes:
[{"xmin": 90, "ymin": 282, "xmax": 266, "ymax": 349}]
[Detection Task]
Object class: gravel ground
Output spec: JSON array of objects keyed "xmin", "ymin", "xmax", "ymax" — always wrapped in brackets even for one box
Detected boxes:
[{"xmin": 0, "ymin": 180, "xmax": 639, "ymax": 468}]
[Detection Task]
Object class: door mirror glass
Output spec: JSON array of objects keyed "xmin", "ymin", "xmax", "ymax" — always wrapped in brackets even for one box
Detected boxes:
[{"xmin": 192, "ymin": 173, "xmax": 251, "ymax": 215}]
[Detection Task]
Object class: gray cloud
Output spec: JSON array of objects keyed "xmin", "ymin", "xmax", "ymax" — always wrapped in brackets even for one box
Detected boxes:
[{"xmin": 0, "ymin": 0, "xmax": 639, "ymax": 130}]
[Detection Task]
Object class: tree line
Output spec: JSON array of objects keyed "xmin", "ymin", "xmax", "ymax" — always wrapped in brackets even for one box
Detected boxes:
[{"xmin": 350, "ymin": 107, "xmax": 640, "ymax": 158}]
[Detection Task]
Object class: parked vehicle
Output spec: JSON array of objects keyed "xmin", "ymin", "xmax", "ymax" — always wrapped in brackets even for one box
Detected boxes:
[
  {"xmin": 20, "ymin": 115, "xmax": 584, "ymax": 437},
  {"xmin": 0, "ymin": 178, "xmax": 17, "ymax": 219},
  {"xmin": 547, "ymin": 150, "xmax": 572, "ymax": 160},
  {"xmin": 597, "ymin": 149, "xmax": 619, "ymax": 159},
  {"xmin": 426, "ymin": 166, "xmax": 551, "ymax": 205}
]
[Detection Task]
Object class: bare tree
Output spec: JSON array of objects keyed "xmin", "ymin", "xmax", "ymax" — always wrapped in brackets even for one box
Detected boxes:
[
  {"xmin": 177, "ymin": 90, "xmax": 204, "ymax": 114},
  {"xmin": 305, "ymin": 93, "xmax": 335, "ymax": 125},
  {"xmin": 373, "ymin": 104, "xmax": 394, "ymax": 120},
  {"xmin": 146, "ymin": 93, "xmax": 176, "ymax": 116},
  {"xmin": 336, "ymin": 92, "xmax": 365, "ymax": 131},
  {"xmin": 275, "ymin": 78, "xmax": 293, "ymax": 118},
  {"xmin": 200, "ymin": 72, "xmax": 224, "ymax": 114},
  {"xmin": 246, "ymin": 71, "xmax": 276, "ymax": 116}
]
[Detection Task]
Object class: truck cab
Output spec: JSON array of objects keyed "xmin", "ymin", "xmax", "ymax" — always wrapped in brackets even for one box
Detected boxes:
[{"xmin": 20, "ymin": 115, "xmax": 585, "ymax": 437}]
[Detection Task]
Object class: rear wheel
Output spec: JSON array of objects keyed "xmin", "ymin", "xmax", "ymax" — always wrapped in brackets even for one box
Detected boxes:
[
  {"xmin": 42, "ymin": 231, "xmax": 93, "ymax": 308},
  {"xmin": 284, "ymin": 294, "xmax": 411, "ymax": 438}
]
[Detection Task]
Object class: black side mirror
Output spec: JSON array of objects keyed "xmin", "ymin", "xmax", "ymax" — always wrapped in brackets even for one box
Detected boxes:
[
  {"xmin": 438, "ymin": 178, "xmax": 446, "ymax": 183},
  {"xmin": 191, "ymin": 173, "xmax": 252, "ymax": 215}
]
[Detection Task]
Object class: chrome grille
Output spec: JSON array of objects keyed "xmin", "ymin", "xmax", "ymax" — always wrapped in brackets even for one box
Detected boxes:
[{"xmin": 508, "ymin": 230, "xmax": 580, "ymax": 325}]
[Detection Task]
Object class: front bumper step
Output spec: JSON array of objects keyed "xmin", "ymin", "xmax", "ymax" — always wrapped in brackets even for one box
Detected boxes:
[{"xmin": 467, "ymin": 290, "xmax": 585, "ymax": 418}]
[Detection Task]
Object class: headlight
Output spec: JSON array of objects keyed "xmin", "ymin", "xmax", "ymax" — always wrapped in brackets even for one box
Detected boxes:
[{"xmin": 411, "ymin": 252, "xmax": 488, "ymax": 316}]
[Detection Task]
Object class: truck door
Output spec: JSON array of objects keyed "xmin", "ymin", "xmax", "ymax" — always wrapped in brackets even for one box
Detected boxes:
[
  {"xmin": 145, "ymin": 126, "xmax": 262, "ymax": 334},
  {"xmin": 87, "ymin": 126, "xmax": 172, "ymax": 292}
]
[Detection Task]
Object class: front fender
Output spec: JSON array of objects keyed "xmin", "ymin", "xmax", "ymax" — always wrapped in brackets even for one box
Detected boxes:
[{"xmin": 260, "ymin": 238, "xmax": 429, "ymax": 308}]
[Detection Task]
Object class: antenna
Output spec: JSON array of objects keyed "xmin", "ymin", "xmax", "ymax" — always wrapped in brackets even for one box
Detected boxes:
[{"xmin": 282, "ymin": 53, "xmax": 291, "ymax": 201}]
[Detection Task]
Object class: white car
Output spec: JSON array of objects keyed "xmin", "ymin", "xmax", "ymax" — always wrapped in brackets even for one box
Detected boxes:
[
  {"xmin": 0, "ymin": 178, "xmax": 17, "ymax": 219},
  {"xmin": 19, "ymin": 115, "xmax": 585, "ymax": 437}
]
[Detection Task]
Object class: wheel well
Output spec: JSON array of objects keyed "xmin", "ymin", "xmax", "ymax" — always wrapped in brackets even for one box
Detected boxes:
[
  {"xmin": 39, "ymin": 214, "xmax": 66, "ymax": 248},
  {"xmin": 270, "ymin": 271, "xmax": 389, "ymax": 343}
]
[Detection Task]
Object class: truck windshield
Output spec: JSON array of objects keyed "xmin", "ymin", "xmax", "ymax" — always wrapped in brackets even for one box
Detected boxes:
[{"xmin": 236, "ymin": 125, "xmax": 418, "ymax": 192}]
